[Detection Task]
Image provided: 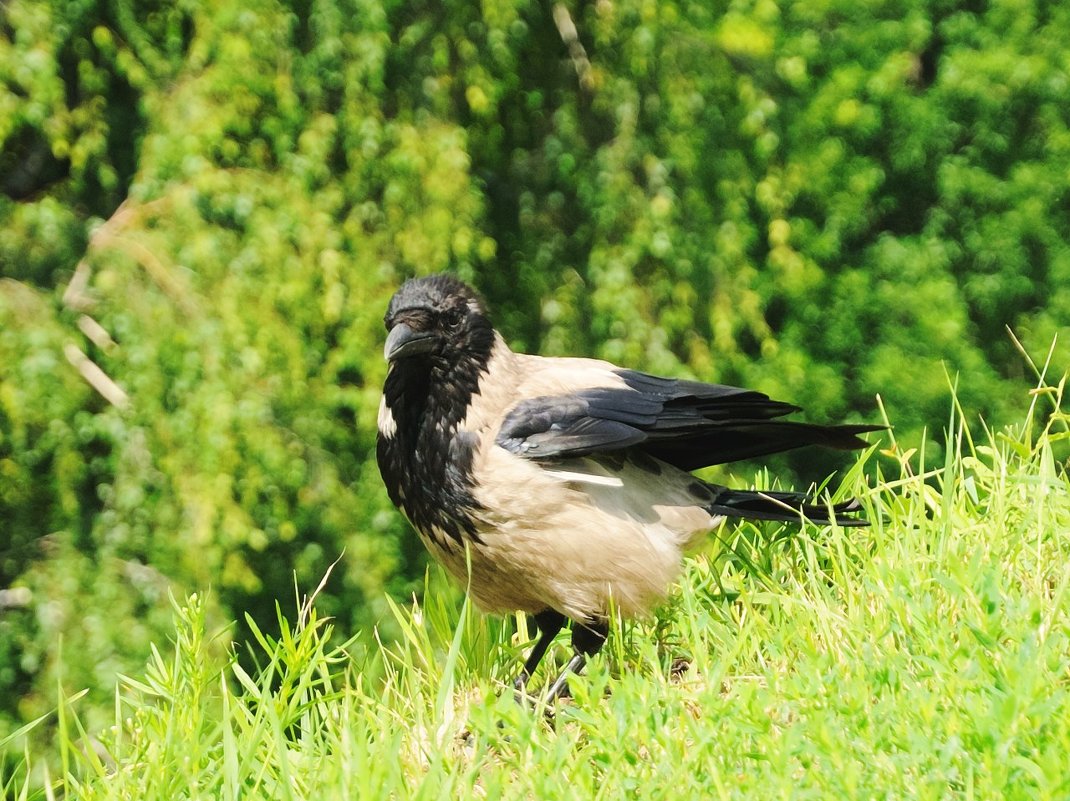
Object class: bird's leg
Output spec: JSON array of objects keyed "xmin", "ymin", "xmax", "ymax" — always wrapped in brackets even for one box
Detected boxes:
[
  {"xmin": 513, "ymin": 609, "xmax": 566, "ymax": 698},
  {"xmin": 545, "ymin": 618, "xmax": 609, "ymax": 703}
]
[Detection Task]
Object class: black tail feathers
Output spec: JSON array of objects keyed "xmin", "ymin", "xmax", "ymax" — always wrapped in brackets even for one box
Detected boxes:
[{"xmin": 707, "ymin": 487, "xmax": 871, "ymax": 527}]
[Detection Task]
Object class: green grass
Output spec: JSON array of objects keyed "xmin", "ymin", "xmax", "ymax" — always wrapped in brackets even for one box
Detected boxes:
[{"xmin": 3, "ymin": 378, "xmax": 1069, "ymax": 800}]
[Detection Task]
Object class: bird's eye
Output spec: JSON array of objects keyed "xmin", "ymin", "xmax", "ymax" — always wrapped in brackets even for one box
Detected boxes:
[{"xmin": 444, "ymin": 307, "xmax": 465, "ymax": 329}]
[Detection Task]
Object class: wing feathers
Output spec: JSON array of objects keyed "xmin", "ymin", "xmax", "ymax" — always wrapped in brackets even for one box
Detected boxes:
[
  {"xmin": 501, "ymin": 416, "xmax": 647, "ymax": 458},
  {"xmin": 617, "ymin": 370, "xmax": 799, "ymax": 420},
  {"xmin": 495, "ymin": 368, "xmax": 882, "ymax": 470},
  {"xmin": 707, "ymin": 487, "xmax": 871, "ymax": 527}
]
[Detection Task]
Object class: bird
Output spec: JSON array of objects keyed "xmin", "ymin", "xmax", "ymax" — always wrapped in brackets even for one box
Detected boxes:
[{"xmin": 376, "ymin": 273, "xmax": 883, "ymax": 701}]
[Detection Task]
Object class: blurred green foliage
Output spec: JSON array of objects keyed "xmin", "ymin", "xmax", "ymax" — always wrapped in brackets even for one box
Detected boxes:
[{"xmin": 1, "ymin": 0, "xmax": 1068, "ymax": 756}]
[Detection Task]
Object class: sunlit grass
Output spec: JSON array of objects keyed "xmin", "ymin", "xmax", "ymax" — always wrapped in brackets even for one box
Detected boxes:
[{"xmin": 3, "ymin": 377, "xmax": 1069, "ymax": 800}]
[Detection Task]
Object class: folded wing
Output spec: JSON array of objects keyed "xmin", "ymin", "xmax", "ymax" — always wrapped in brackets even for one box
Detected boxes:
[{"xmin": 495, "ymin": 369, "xmax": 882, "ymax": 471}]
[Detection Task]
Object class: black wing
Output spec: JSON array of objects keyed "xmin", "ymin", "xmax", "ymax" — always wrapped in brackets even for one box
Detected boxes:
[{"xmin": 496, "ymin": 369, "xmax": 882, "ymax": 471}]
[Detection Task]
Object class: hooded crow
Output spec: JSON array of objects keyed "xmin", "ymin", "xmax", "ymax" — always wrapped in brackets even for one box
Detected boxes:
[{"xmin": 376, "ymin": 274, "xmax": 882, "ymax": 700}]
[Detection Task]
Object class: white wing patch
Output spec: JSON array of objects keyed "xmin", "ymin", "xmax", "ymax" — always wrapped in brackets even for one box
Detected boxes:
[
  {"xmin": 378, "ymin": 397, "xmax": 397, "ymax": 437},
  {"xmin": 542, "ymin": 457, "xmax": 627, "ymax": 488},
  {"xmin": 542, "ymin": 469, "xmax": 625, "ymax": 487}
]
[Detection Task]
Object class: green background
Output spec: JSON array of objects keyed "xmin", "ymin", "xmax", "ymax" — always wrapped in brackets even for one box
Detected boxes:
[{"xmin": 1, "ymin": 0, "xmax": 1067, "ymax": 753}]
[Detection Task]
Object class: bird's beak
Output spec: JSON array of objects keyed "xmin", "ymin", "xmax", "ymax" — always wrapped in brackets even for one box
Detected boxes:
[{"xmin": 384, "ymin": 323, "xmax": 438, "ymax": 362}]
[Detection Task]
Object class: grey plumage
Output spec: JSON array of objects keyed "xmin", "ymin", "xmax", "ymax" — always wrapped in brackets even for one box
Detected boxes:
[{"xmin": 375, "ymin": 274, "xmax": 882, "ymax": 700}]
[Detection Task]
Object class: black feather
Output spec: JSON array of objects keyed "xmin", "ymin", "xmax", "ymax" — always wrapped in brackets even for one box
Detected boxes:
[
  {"xmin": 706, "ymin": 486, "xmax": 871, "ymax": 527},
  {"xmin": 497, "ymin": 392, "xmax": 656, "ymax": 457},
  {"xmin": 496, "ymin": 368, "xmax": 883, "ymax": 471}
]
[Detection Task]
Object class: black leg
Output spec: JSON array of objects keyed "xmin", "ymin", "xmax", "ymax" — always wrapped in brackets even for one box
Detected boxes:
[
  {"xmin": 513, "ymin": 609, "xmax": 566, "ymax": 695},
  {"xmin": 545, "ymin": 618, "xmax": 609, "ymax": 702}
]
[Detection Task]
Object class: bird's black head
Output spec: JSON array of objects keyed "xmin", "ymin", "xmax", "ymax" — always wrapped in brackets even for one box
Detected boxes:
[{"xmin": 383, "ymin": 274, "xmax": 495, "ymax": 373}]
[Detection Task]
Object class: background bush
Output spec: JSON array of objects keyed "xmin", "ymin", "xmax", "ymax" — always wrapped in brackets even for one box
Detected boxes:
[{"xmin": 1, "ymin": 0, "xmax": 1068, "ymax": 754}]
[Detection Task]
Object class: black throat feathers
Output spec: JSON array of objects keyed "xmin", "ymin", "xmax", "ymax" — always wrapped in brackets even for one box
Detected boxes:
[{"xmin": 376, "ymin": 339, "xmax": 494, "ymax": 548}]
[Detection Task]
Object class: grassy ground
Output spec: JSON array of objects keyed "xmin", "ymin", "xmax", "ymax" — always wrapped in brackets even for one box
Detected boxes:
[{"xmin": 3, "ymin": 379, "xmax": 1069, "ymax": 800}]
